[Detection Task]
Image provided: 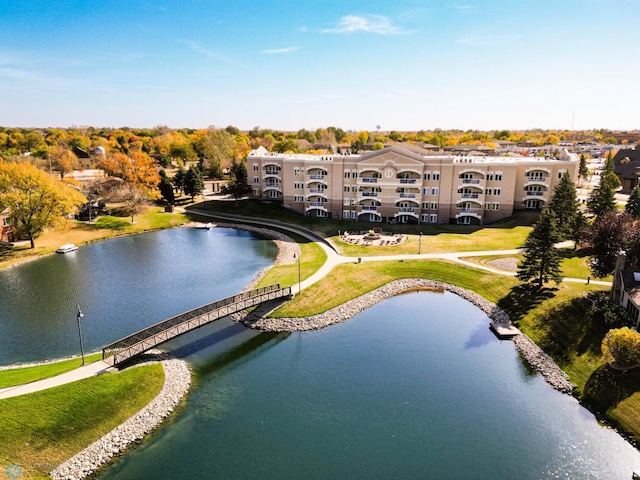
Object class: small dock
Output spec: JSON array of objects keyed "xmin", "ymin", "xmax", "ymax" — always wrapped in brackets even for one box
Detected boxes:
[{"xmin": 490, "ymin": 321, "xmax": 521, "ymax": 339}]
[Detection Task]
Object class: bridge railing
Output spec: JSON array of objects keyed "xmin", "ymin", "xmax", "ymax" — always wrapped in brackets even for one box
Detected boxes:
[{"xmin": 102, "ymin": 284, "xmax": 283, "ymax": 359}]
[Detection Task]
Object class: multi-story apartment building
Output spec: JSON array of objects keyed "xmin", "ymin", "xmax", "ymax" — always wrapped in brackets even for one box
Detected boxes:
[{"xmin": 248, "ymin": 145, "xmax": 579, "ymax": 225}]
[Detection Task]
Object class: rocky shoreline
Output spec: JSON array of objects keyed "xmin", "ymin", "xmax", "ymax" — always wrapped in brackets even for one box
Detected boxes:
[
  {"xmin": 50, "ymin": 354, "xmax": 191, "ymax": 480},
  {"xmin": 234, "ymin": 277, "xmax": 576, "ymax": 394}
]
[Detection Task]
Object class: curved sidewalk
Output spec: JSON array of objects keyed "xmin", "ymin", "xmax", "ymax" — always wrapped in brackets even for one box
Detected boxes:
[{"xmin": 0, "ymin": 360, "xmax": 112, "ymax": 400}]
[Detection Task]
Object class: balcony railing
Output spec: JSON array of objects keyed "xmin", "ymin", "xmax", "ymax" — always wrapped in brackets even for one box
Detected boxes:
[
  {"xmin": 308, "ymin": 201, "xmax": 327, "ymax": 207},
  {"xmin": 308, "ymin": 188, "xmax": 326, "ymax": 194},
  {"xmin": 397, "ymin": 207, "xmax": 416, "ymax": 213},
  {"xmin": 458, "ymin": 207, "xmax": 480, "ymax": 212},
  {"xmin": 361, "ymin": 206, "xmax": 378, "ymax": 211},
  {"xmin": 361, "ymin": 192, "xmax": 378, "ymax": 197},
  {"xmin": 264, "ymin": 169, "xmax": 280, "ymax": 175},
  {"xmin": 461, "ymin": 193, "xmax": 479, "ymax": 199},
  {"xmin": 398, "ymin": 193, "xmax": 416, "ymax": 199},
  {"xmin": 462, "ymin": 179, "xmax": 480, "ymax": 184},
  {"xmin": 399, "ymin": 178, "xmax": 417, "ymax": 184},
  {"xmin": 361, "ymin": 177, "xmax": 378, "ymax": 183},
  {"xmin": 309, "ymin": 174, "xmax": 326, "ymax": 180},
  {"xmin": 524, "ymin": 191, "xmax": 545, "ymax": 196}
]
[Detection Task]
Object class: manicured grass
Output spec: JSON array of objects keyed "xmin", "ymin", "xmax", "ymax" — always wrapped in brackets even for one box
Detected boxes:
[
  {"xmin": 0, "ymin": 363, "xmax": 164, "ymax": 480},
  {"xmin": 0, "ymin": 206, "xmax": 189, "ymax": 270},
  {"xmin": 271, "ymin": 259, "xmax": 518, "ymax": 318},
  {"xmin": 256, "ymin": 240, "xmax": 327, "ymax": 290},
  {"xmin": 0, "ymin": 354, "xmax": 103, "ymax": 389}
]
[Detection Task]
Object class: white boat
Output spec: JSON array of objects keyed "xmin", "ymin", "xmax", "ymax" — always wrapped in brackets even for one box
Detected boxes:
[
  {"xmin": 56, "ymin": 243, "xmax": 78, "ymax": 253},
  {"xmin": 194, "ymin": 222, "xmax": 213, "ymax": 229}
]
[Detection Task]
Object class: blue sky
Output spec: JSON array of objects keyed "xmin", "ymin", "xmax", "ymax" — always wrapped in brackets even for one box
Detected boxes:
[{"xmin": 1, "ymin": 0, "xmax": 638, "ymax": 131}]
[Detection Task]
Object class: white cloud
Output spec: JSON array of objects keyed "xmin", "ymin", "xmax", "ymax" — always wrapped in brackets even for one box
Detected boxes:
[
  {"xmin": 455, "ymin": 5, "xmax": 476, "ymax": 12},
  {"xmin": 176, "ymin": 39, "xmax": 227, "ymax": 60},
  {"xmin": 457, "ymin": 34, "xmax": 521, "ymax": 46},
  {"xmin": 322, "ymin": 15, "xmax": 409, "ymax": 35},
  {"xmin": 261, "ymin": 46, "xmax": 300, "ymax": 54}
]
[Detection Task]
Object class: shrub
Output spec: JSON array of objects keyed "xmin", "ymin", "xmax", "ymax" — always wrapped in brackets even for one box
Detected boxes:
[{"xmin": 602, "ymin": 327, "xmax": 640, "ymax": 367}]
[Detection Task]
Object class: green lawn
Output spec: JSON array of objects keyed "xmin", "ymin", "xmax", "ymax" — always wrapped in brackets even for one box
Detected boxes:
[
  {"xmin": 0, "ymin": 364, "xmax": 164, "ymax": 480},
  {"xmin": 0, "ymin": 354, "xmax": 103, "ymax": 389}
]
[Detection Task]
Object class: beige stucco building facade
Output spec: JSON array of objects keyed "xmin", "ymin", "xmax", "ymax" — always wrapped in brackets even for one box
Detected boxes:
[{"xmin": 248, "ymin": 146, "xmax": 579, "ymax": 225}]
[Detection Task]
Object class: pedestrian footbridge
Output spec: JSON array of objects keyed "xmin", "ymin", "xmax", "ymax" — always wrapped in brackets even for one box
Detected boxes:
[{"xmin": 102, "ymin": 284, "xmax": 291, "ymax": 367}]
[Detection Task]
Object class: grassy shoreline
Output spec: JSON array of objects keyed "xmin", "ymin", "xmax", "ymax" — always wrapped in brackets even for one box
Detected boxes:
[{"xmin": 3, "ymin": 200, "xmax": 640, "ymax": 471}]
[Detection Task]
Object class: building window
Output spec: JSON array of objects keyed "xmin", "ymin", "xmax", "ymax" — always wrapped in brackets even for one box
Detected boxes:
[
  {"xmin": 423, "ymin": 187, "xmax": 430, "ymax": 195},
  {"xmin": 421, "ymin": 214, "xmax": 429, "ymax": 223},
  {"xmin": 351, "ymin": 199, "xmax": 357, "ymax": 206},
  {"xmin": 495, "ymin": 174, "xmax": 502, "ymax": 181},
  {"xmin": 351, "ymin": 210, "xmax": 357, "ymax": 219},
  {"xmin": 494, "ymin": 188, "xmax": 501, "ymax": 196},
  {"xmin": 294, "ymin": 195, "xmax": 304, "ymax": 202},
  {"xmin": 343, "ymin": 198, "xmax": 350, "ymax": 206},
  {"xmin": 353, "ymin": 171, "xmax": 358, "ymax": 178},
  {"xmin": 430, "ymin": 214, "xmax": 438, "ymax": 223},
  {"xmin": 253, "ymin": 164, "xmax": 259, "ymax": 171},
  {"xmin": 433, "ymin": 172, "xmax": 440, "ymax": 181},
  {"xmin": 294, "ymin": 182, "xmax": 304, "ymax": 189},
  {"xmin": 253, "ymin": 177, "xmax": 259, "ymax": 184},
  {"xmin": 424, "ymin": 172, "xmax": 431, "ymax": 180},
  {"xmin": 430, "ymin": 202, "xmax": 438, "ymax": 210},
  {"xmin": 485, "ymin": 203, "xmax": 492, "ymax": 210},
  {"xmin": 422, "ymin": 202, "xmax": 429, "ymax": 209},
  {"xmin": 294, "ymin": 168, "xmax": 303, "ymax": 176},
  {"xmin": 351, "ymin": 186, "xmax": 357, "ymax": 192},
  {"xmin": 252, "ymin": 189, "xmax": 260, "ymax": 196},
  {"xmin": 343, "ymin": 210, "xmax": 350, "ymax": 219},
  {"xmin": 344, "ymin": 171, "xmax": 351, "ymax": 178},
  {"xmin": 486, "ymin": 173, "xmax": 494, "ymax": 181},
  {"xmin": 492, "ymin": 203, "xmax": 500, "ymax": 210},
  {"xmin": 431, "ymin": 187, "xmax": 439, "ymax": 195},
  {"xmin": 486, "ymin": 188, "xmax": 492, "ymax": 195},
  {"xmin": 344, "ymin": 186, "xmax": 350, "ymax": 192}
]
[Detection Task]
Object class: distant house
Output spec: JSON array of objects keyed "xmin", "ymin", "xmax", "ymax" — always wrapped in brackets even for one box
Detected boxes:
[
  {"xmin": 613, "ymin": 146, "xmax": 640, "ymax": 192},
  {"xmin": 0, "ymin": 207, "xmax": 15, "ymax": 243},
  {"xmin": 612, "ymin": 252, "xmax": 640, "ymax": 328}
]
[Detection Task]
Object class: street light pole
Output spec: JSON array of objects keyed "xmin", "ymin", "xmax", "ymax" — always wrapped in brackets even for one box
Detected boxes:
[
  {"xmin": 418, "ymin": 232, "xmax": 423, "ymax": 254},
  {"xmin": 294, "ymin": 252, "xmax": 301, "ymax": 295},
  {"xmin": 76, "ymin": 305, "xmax": 85, "ymax": 365}
]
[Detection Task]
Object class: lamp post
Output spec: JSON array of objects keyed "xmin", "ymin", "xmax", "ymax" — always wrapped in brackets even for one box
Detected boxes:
[
  {"xmin": 418, "ymin": 232, "xmax": 423, "ymax": 254},
  {"xmin": 294, "ymin": 252, "xmax": 301, "ymax": 295},
  {"xmin": 76, "ymin": 305, "xmax": 85, "ymax": 365}
]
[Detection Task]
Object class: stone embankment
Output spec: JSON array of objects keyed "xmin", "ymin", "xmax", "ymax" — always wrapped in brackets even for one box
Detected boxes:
[
  {"xmin": 235, "ymin": 277, "xmax": 575, "ymax": 394},
  {"xmin": 50, "ymin": 354, "xmax": 191, "ymax": 480}
]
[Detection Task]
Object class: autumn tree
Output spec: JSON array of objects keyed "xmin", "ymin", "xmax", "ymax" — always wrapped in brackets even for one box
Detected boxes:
[
  {"xmin": 602, "ymin": 328, "xmax": 640, "ymax": 367},
  {"xmin": 587, "ymin": 212, "xmax": 636, "ymax": 278},
  {"xmin": 97, "ymin": 151, "xmax": 159, "ymax": 198},
  {"xmin": 516, "ymin": 209, "xmax": 563, "ymax": 286},
  {"xmin": 49, "ymin": 145, "xmax": 81, "ymax": 179},
  {"xmin": 0, "ymin": 160, "xmax": 85, "ymax": 247},
  {"xmin": 192, "ymin": 129, "xmax": 234, "ymax": 179}
]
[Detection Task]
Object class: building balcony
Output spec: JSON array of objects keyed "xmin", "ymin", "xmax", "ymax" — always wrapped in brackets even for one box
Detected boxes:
[
  {"xmin": 460, "ymin": 193, "xmax": 480, "ymax": 199},
  {"xmin": 264, "ymin": 169, "xmax": 281, "ymax": 176},
  {"xmin": 360, "ymin": 177, "xmax": 379, "ymax": 184},
  {"xmin": 360, "ymin": 205, "xmax": 378, "ymax": 212},
  {"xmin": 462, "ymin": 179, "xmax": 481, "ymax": 184},
  {"xmin": 360, "ymin": 191, "xmax": 378, "ymax": 197},
  {"xmin": 308, "ymin": 188, "xmax": 327, "ymax": 194},
  {"xmin": 308, "ymin": 174, "xmax": 326, "ymax": 180},
  {"xmin": 398, "ymin": 193, "xmax": 416, "ymax": 199},
  {"xmin": 397, "ymin": 207, "xmax": 416, "ymax": 213},
  {"xmin": 523, "ymin": 191, "xmax": 545, "ymax": 197},
  {"xmin": 399, "ymin": 178, "xmax": 417, "ymax": 184},
  {"xmin": 263, "ymin": 185, "xmax": 282, "ymax": 192},
  {"xmin": 455, "ymin": 211, "xmax": 482, "ymax": 220}
]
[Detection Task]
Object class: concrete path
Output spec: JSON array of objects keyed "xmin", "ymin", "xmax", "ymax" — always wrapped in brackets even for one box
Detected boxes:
[
  {"xmin": 0, "ymin": 213, "xmax": 609, "ymax": 398},
  {"xmin": 0, "ymin": 360, "xmax": 112, "ymax": 400}
]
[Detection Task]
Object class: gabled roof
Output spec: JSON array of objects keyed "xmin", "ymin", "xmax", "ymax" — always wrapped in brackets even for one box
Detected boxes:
[
  {"xmin": 357, "ymin": 145, "xmax": 428, "ymax": 165},
  {"xmin": 614, "ymin": 147, "xmax": 640, "ymax": 180}
]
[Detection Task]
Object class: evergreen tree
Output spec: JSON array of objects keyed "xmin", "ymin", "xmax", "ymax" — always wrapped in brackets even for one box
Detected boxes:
[
  {"xmin": 158, "ymin": 169, "xmax": 175, "ymax": 205},
  {"xmin": 173, "ymin": 165, "xmax": 186, "ymax": 195},
  {"xmin": 223, "ymin": 159, "xmax": 251, "ymax": 204},
  {"xmin": 587, "ymin": 172, "xmax": 618, "ymax": 217},
  {"xmin": 516, "ymin": 209, "xmax": 563, "ymax": 286},
  {"xmin": 569, "ymin": 210, "xmax": 589, "ymax": 250},
  {"xmin": 603, "ymin": 151, "xmax": 615, "ymax": 176},
  {"xmin": 578, "ymin": 154, "xmax": 589, "ymax": 181},
  {"xmin": 547, "ymin": 171, "xmax": 578, "ymax": 240},
  {"xmin": 183, "ymin": 165, "xmax": 204, "ymax": 200},
  {"xmin": 626, "ymin": 185, "xmax": 640, "ymax": 218}
]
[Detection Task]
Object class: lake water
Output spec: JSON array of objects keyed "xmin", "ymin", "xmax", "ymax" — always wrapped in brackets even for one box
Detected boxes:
[{"xmin": 1, "ymin": 228, "xmax": 639, "ymax": 478}]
